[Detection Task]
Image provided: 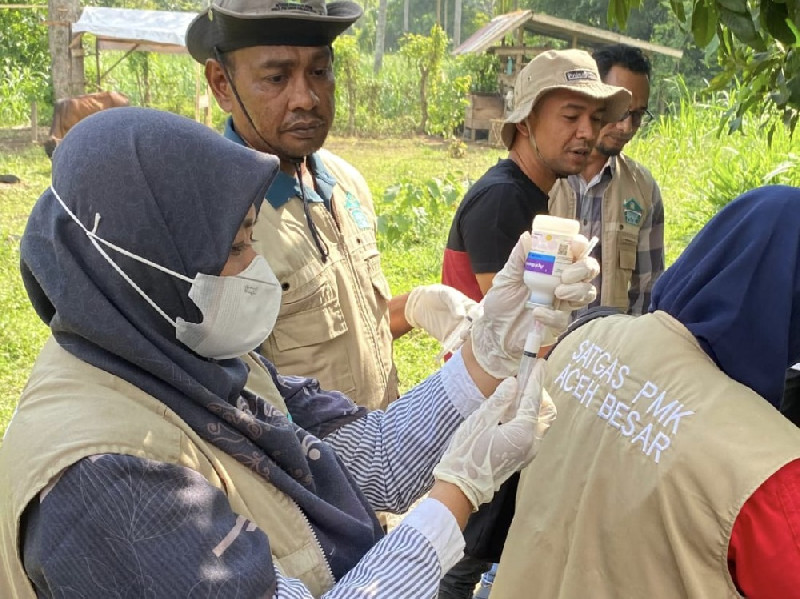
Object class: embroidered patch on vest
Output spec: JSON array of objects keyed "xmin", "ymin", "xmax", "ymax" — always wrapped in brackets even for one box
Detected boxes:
[
  {"xmin": 344, "ymin": 192, "xmax": 371, "ymax": 230},
  {"xmin": 623, "ymin": 198, "xmax": 643, "ymax": 226}
]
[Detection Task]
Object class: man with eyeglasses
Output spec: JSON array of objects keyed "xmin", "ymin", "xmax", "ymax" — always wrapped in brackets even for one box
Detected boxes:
[{"xmin": 550, "ymin": 43, "xmax": 665, "ymax": 316}]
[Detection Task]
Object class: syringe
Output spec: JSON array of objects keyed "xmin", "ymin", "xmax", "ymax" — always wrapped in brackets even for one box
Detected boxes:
[
  {"xmin": 436, "ymin": 301, "xmax": 484, "ymax": 363},
  {"xmin": 515, "ymin": 235, "xmax": 598, "ymax": 411},
  {"xmin": 579, "ymin": 236, "xmax": 599, "ymax": 265},
  {"xmin": 516, "ymin": 318, "xmax": 545, "ymax": 397}
]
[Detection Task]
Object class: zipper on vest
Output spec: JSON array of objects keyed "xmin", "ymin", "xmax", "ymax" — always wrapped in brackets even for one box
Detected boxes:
[{"xmin": 290, "ymin": 496, "xmax": 336, "ymax": 586}]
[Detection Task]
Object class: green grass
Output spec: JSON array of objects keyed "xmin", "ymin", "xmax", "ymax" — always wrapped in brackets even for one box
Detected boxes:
[
  {"xmin": 0, "ymin": 146, "xmax": 52, "ymax": 432},
  {"xmin": 1, "ymin": 100, "xmax": 799, "ymax": 437}
]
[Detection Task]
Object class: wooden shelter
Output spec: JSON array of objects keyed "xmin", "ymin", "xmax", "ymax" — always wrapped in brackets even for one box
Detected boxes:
[
  {"xmin": 453, "ymin": 10, "xmax": 683, "ymax": 144},
  {"xmin": 68, "ymin": 7, "xmax": 212, "ymax": 123}
]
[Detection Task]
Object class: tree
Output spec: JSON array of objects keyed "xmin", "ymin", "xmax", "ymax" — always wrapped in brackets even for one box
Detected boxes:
[
  {"xmin": 399, "ymin": 24, "xmax": 448, "ymax": 132},
  {"xmin": 1, "ymin": 5, "xmax": 51, "ymax": 124},
  {"xmin": 611, "ymin": 0, "xmax": 800, "ymax": 133},
  {"xmin": 454, "ymin": 0, "xmax": 463, "ymax": 46},
  {"xmin": 49, "ymin": 0, "xmax": 82, "ymax": 99},
  {"xmin": 382, "ymin": 0, "xmax": 488, "ymax": 51},
  {"xmin": 333, "ymin": 35, "xmax": 361, "ymax": 135},
  {"xmin": 529, "ymin": 0, "xmax": 713, "ymax": 116},
  {"xmin": 373, "ymin": 0, "xmax": 388, "ymax": 71}
]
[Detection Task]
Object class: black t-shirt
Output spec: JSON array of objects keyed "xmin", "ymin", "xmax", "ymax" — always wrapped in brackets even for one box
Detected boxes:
[{"xmin": 442, "ymin": 159, "xmax": 549, "ymax": 300}]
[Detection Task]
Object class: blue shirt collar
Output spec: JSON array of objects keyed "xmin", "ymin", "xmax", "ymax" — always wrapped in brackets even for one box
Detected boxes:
[{"xmin": 223, "ymin": 117, "xmax": 336, "ymax": 210}]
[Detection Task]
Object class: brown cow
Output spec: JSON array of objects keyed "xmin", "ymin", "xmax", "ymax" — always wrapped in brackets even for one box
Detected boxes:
[{"xmin": 44, "ymin": 91, "xmax": 130, "ymax": 158}]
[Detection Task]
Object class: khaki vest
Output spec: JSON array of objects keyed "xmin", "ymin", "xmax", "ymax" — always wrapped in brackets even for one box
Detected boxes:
[
  {"xmin": 493, "ymin": 312, "xmax": 800, "ymax": 599},
  {"xmin": 254, "ymin": 149, "xmax": 397, "ymax": 411},
  {"xmin": 0, "ymin": 338, "xmax": 335, "ymax": 598},
  {"xmin": 549, "ymin": 154, "xmax": 655, "ymax": 312}
]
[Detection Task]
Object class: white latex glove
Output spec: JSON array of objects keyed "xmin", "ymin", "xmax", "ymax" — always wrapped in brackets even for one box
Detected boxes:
[
  {"xmin": 532, "ymin": 234, "xmax": 600, "ymax": 345},
  {"xmin": 405, "ymin": 284, "xmax": 478, "ymax": 344},
  {"xmin": 433, "ymin": 359, "xmax": 556, "ymax": 510},
  {"xmin": 470, "ymin": 233, "xmax": 536, "ymax": 378},
  {"xmin": 555, "ymin": 234, "xmax": 600, "ymax": 309}
]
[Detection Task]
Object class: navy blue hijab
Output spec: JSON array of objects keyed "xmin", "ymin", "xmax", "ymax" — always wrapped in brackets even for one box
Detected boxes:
[
  {"xmin": 21, "ymin": 107, "xmax": 381, "ymax": 579},
  {"xmin": 650, "ymin": 185, "xmax": 800, "ymax": 408}
]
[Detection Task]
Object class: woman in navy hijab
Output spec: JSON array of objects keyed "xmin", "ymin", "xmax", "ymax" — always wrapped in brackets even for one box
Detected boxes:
[
  {"xmin": 0, "ymin": 107, "xmax": 547, "ymax": 598},
  {"xmin": 650, "ymin": 185, "xmax": 800, "ymax": 598},
  {"xmin": 491, "ymin": 185, "xmax": 800, "ymax": 599}
]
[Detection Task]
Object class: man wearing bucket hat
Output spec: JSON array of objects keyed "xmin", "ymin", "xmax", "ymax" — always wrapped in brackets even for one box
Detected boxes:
[
  {"xmin": 442, "ymin": 49, "xmax": 629, "ymax": 305},
  {"xmin": 439, "ymin": 48, "xmax": 630, "ymax": 599},
  {"xmin": 186, "ymin": 0, "xmax": 477, "ymax": 412}
]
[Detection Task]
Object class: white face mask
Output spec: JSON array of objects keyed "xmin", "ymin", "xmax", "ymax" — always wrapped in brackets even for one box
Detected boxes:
[
  {"xmin": 51, "ymin": 186, "xmax": 282, "ymax": 360},
  {"xmin": 175, "ymin": 255, "xmax": 280, "ymax": 359}
]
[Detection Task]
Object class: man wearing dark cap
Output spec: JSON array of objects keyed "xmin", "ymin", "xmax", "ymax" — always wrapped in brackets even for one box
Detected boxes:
[{"xmin": 187, "ymin": 0, "xmax": 476, "ymax": 412}]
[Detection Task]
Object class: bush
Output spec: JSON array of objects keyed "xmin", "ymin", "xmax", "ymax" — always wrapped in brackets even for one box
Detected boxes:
[
  {"xmin": 376, "ymin": 173, "xmax": 468, "ymax": 249},
  {"xmin": 1, "ymin": 10, "xmax": 51, "ymax": 127}
]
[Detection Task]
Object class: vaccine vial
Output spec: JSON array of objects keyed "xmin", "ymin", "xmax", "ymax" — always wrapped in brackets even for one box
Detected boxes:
[{"xmin": 523, "ymin": 215, "xmax": 580, "ymax": 308}]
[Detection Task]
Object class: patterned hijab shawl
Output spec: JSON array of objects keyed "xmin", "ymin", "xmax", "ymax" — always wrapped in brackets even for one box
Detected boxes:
[
  {"xmin": 20, "ymin": 107, "xmax": 381, "ymax": 578},
  {"xmin": 650, "ymin": 185, "xmax": 800, "ymax": 408}
]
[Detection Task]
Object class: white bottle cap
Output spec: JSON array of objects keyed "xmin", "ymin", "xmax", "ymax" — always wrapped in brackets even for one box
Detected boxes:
[{"xmin": 531, "ymin": 214, "xmax": 580, "ymax": 236}]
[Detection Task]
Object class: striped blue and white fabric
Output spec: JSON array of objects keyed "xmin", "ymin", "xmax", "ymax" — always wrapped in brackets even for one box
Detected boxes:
[{"xmin": 23, "ymin": 352, "xmax": 483, "ymax": 598}]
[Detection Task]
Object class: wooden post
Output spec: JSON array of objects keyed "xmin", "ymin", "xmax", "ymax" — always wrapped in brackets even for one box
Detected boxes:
[
  {"xmin": 31, "ymin": 102, "xmax": 38, "ymax": 143},
  {"xmin": 70, "ymin": 41, "xmax": 85, "ymax": 95},
  {"xmin": 48, "ymin": 0, "xmax": 81, "ymax": 101},
  {"xmin": 95, "ymin": 36, "xmax": 101, "ymax": 90},
  {"xmin": 205, "ymin": 82, "xmax": 213, "ymax": 127}
]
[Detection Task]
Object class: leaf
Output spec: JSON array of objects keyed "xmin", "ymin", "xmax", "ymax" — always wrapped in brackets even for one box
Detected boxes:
[
  {"xmin": 716, "ymin": 0, "xmax": 748, "ymax": 12},
  {"xmin": 718, "ymin": 6, "xmax": 767, "ymax": 50},
  {"xmin": 761, "ymin": 0, "xmax": 798, "ymax": 44},
  {"xmin": 670, "ymin": 0, "xmax": 687, "ymax": 22},
  {"xmin": 788, "ymin": 73, "xmax": 800, "ymax": 109},
  {"xmin": 691, "ymin": 1, "xmax": 717, "ymax": 47},
  {"xmin": 763, "ymin": 160, "xmax": 798, "ymax": 182},
  {"xmin": 607, "ymin": 0, "xmax": 629, "ymax": 29},
  {"xmin": 607, "ymin": 0, "xmax": 618, "ymax": 27}
]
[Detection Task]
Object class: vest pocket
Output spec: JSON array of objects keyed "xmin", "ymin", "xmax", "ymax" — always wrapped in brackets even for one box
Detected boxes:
[
  {"xmin": 364, "ymin": 249, "xmax": 392, "ymax": 301},
  {"xmin": 617, "ymin": 230, "xmax": 638, "ymax": 271},
  {"xmin": 271, "ymin": 278, "xmax": 348, "ymax": 350}
]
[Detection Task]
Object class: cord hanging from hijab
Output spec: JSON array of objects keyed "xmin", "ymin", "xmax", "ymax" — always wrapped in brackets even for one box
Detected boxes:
[{"xmin": 214, "ymin": 46, "xmax": 329, "ymax": 262}]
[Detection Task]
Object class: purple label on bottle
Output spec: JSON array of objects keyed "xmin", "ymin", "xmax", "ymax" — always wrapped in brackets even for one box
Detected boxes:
[{"xmin": 525, "ymin": 252, "xmax": 556, "ymax": 275}]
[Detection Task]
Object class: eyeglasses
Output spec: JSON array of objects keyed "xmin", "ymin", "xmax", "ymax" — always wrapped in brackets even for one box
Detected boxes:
[{"xmin": 618, "ymin": 108, "xmax": 654, "ymax": 127}]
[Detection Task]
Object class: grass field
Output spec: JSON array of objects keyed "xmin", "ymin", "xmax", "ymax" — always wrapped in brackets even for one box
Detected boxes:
[{"xmin": 1, "ymin": 104, "xmax": 799, "ymax": 438}]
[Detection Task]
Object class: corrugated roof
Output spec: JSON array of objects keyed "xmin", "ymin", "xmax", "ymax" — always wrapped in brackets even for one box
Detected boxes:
[
  {"xmin": 453, "ymin": 10, "xmax": 533, "ymax": 55},
  {"xmin": 72, "ymin": 7, "xmax": 196, "ymax": 54},
  {"xmin": 453, "ymin": 10, "xmax": 683, "ymax": 59}
]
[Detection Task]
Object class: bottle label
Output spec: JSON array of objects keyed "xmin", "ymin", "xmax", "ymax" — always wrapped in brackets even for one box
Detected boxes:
[
  {"xmin": 524, "ymin": 251, "xmax": 556, "ymax": 275},
  {"xmin": 525, "ymin": 232, "xmax": 572, "ymax": 276}
]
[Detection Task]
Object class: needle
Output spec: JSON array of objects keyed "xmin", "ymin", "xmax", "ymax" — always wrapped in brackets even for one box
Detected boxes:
[{"xmin": 580, "ymin": 236, "xmax": 599, "ymax": 261}]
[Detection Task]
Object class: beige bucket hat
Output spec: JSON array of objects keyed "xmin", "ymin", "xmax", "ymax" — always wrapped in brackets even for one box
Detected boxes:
[{"xmin": 501, "ymin": 48, "xmax": 631, "ymax": 149}]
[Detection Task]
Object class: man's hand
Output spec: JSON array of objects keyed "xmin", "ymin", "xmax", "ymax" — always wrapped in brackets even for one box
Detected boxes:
[{"xmin": 404, "ymin": 284, "xmax": 477, "ymax": 344}]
